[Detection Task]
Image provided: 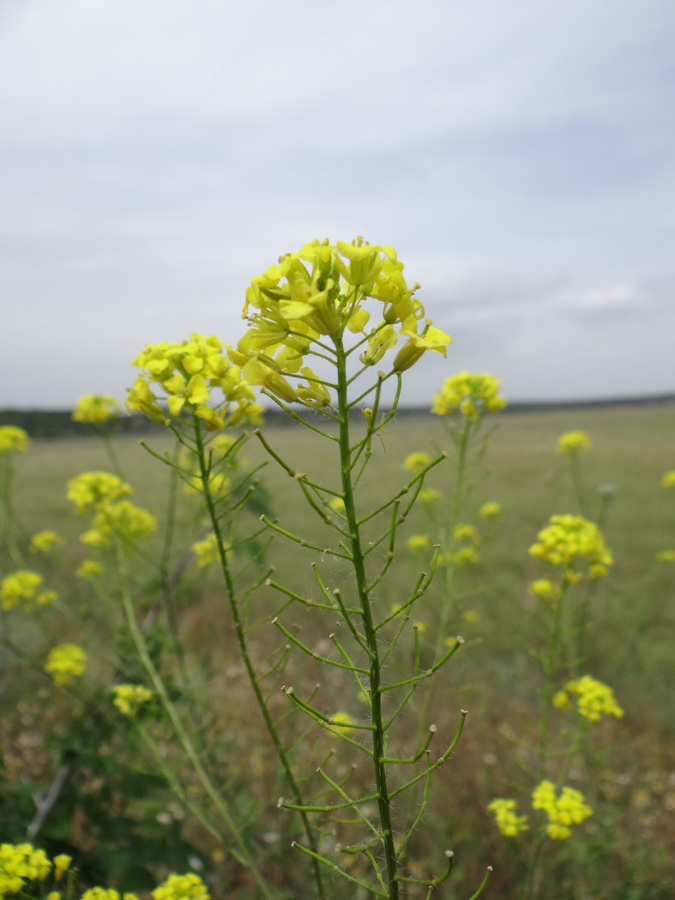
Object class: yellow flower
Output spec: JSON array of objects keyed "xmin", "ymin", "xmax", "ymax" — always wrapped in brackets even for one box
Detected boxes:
[
  {"xmin": 532, "ymin": 781, "xmax": 592, "ymax": 839},
  {"xmin": 529, "ymin": 515, "xmax": 612, "ymax": 577},
  {"xmin": 479, "ymin": 502, "xmax": 502, "ymax": 519},
  {"xmin": 112, "ymin": 684, "xmax": 153, "ymax": 717},
  {"xmin": 53, "ymin": 855, "xmax": 72, "ymax": 881},
  {"xmin": 407, "ymin": 534, "xmax": 430, "ymax": 552},
  {"xmin": 45, "ymin": 644, "xmax": 86, "ymax": 686},
  {"xmin": 557, "ymin": 431, "xmax": 591, "ymax": 454},
  {"xmin": 661, "ymin": 470, "xmax": 675, "ymax": 489},
  {"xmin": 560, "ymin": 675, "xmax": 624, "ymax": 722},
  {"xmin": 656, "ymin": 549, "xmax": 675, "ymax": 562},
  {"xmin": 152, "ymin": 873, "xmax": 209, "ymax": 900},
  {"xmin": 0, "ymin": 571, "xmax": 57, "ymax": 611},
  {"xmin": 81, "ymin": 889, "xmax": 120, "ymax": 900},
  {"xmin": 403, "ymin": 451, "xmax": 430, "ymax": 472},
  {"xmin": 29, "ymin": 530, "xmax": 65, "ymax": 553},
  {"xmin": 192, "ymin": 533, "xmax": 220, "ymax": 567},
  {"xmin": 328, "ymin": 711, "xmax": 355, "ymax": 737},
  {"xmin": 72, "ymin": 394, "xmax": 121, "ymax": 424},
  {"xmin": 453, "ymin": 547, "xmax": 479, "ymax": 566},
  {"xmin": 453, "ymin": 523, "xmax": 479, "ymax": 543},
  {"xmin": 0, "ymin": 426, "xmax": 30, "ymax": 453},
  {"xmin": 528, "ymin": 579, "xmax": 560, "ymax": 602},
  {"xmin": 76, "ymin": 559, "xmax": 103, "ymax": 579},
  {"xmin": 66, "ymin": 472, "xmax": 132, "ymax": 514},
  {"xmin": 329, "ymin": 497, "xmax": 345, "ymax": 512},
  {"xmin": 488, "ymin": 798, "xmax": 529, "ymax": 837},
  {"xmin": 431, "ymin": 372, "xmax": 505, "ymax": 420},
  {"xmin": 0, "ymin": 843, "xmax": 52, "ymax": 895},
  {"xmin": 80, "ymin": 501, "xmax": 156, "ymax": 547},
  {"xmin": 420, "ymin": 488, "xmax": 439, "ymax": 503}
]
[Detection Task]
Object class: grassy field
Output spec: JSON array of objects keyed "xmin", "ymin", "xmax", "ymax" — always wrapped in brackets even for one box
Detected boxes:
[{"xmin": 3, "ymin": 404, "xmax": 675, "ymax": 899}]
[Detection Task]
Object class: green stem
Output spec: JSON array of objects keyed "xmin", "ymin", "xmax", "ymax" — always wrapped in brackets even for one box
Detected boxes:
[
  {"xmin": 334, "ymin": 334, "xmax": 399, "ymax": 900},
  {"xmin": 193, "ymin": 417, "xmax": 327, "ymax": 900}
]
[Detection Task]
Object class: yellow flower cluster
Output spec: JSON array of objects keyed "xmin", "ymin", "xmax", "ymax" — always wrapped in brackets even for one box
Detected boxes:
[
  {"xmin": 487, "ymin": 798, "xmax": 529, "ymax": 836},
  {"xmin": 128, "ymin": 333, "xmax": 263, "ymax": 431},
  {"xmin": 656, "ymin": 549, "xmax": 675, "ymax": 562},
  {"xmin": 454, "ymin": 523, "xmax": 479, "ymax": 543},
  {"xmin": 431, "ymin": 372, "xmax": 506, "ymax": 421},
  {"xmin": 528, "ymin": 579, "xmax": 560, "ymax": 602},
  {"xmin": 30, "ymin": 530, "xmax": 65, "ymax": 553},
  {"xmin": 0, "ymin": 843, "xmax": 51, "ymax": 896},
  {"xmin": 67, "ymin": 472, "xmax": 132, "ymax": 514},
  {"xmin": 407, "ymin": 534, "xmax": 430, "ymax": 552},
  {"xmin": 112, "ymin": 684, "xmax": 154, "ymax": 717},
  {"xmin": 661, "ymin": 470, "xmax": 675, "ymax": 489},
  {"xmin": 80, "ymin": 501, "xmax": 157, "ymax": 548},
  {"xmin": 557, "ymin": 430, "xmax": 591, "ymax": 454},
  {"xmin": 152, "ymin": 872, "xmax": 209, "ymax": 900},
  {"xmin": 81, "ymin": 889, "xmax": 140, "ymax": 900},
  {"xmin": 403, "ymin": 451, "xmax": 430, "ymax": 472},
  {"xmin": 72, "ymin": 394, "xmax": 121, "ymax": 424},
  {"xmin": 452, "ymin": 546, "xmax": 479, "ymax": 566},
  {"xmin": 192, "ymin": 533, "xmax": 220, "ymax": 567},
  {"xmin": 0, "ymin": 425, "xmax": 29, "ymax": 454},
  {"xmin": 328, "ymin": 711, "xmax": 355, "ymax": 737},
  {"xmin": 529, "ymin": 515, "xmax": 612, "ymax": 579},
  {"xmin": 76, "ymin": 559, "xmax": 104, "ymax": 579},
  {"xmin": 0, "ymin": 571, "xmax": 57, "ymax": 611},
  {"xmin": 553, "ymin": 675, "xmax": 624, "ymax": 722},
  {"xmin": 478, "ymin": 502, "xmax": 502, "ymax": 519},
  {"xmin": 420, "ymin": 487, "xmax": 439, "ymax": 503},
  {"xmin": 45, "ymin": 644, "xmax": 87, "ymax": 686},
  {"xmin": 230, "ymin": 238, "xmax": 451, "ymax": 404},
  {"xmin": 532, "ymin": 781, "xmax": 592, "ymax": 839}
]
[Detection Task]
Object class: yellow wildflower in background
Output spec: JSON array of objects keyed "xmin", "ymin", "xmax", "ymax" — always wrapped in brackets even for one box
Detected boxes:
[
  {"xmin": 80, "ymin": 501, "xmax": 157, "ymax": 547},
  {"xmin": 453, "ymin": 523, "xmax": 479, "ymax": 543},
  {"xmin": 487, "ymin": 798, "xmax": 529, "ymax": 836},
  {"xmin": 529, "ymin": 514, "xmax": 612, "ymax": 578},
  {"xmin": 45, "ymin": 644, "xmax": 86, "ymax": 686},
  {"xmin": 66, "ymin": 472, "xmax": 132, "ymax": 514},
  {"xmin": 0, "ymin": 843, "xmax": 51, "ymax": 896},
  {"xmin": 431, "ymin": 372, "xmax": 506, "ymax": 421},
  {"xmin": 29, "ymin": 530, "xmax": 65, "ymax": 553},
  {"xmin": 81, "ymin": 889, "xmax": 121, "ymax": 900},
  {"xmin": 329, "ymin": 497, "xmax": 345, "ymax": 512},
  {"xmin": 76, "ymin": 559, "xmax": 103, "ymax": 579},
  {"xmin": 112, "ymin": 684, "xmax": 153, "ymax": 717},
  {"xmin": 661, "ymin": 470, "xmax": 675, "ymax": 489},
  {"xmin": 152, "ymin": 873, "xmax": 209, "ymax": 900},
  {"xmin": 0, "ymin": 571, "xmax": 57, "ymax": 610},
  {"xmin": 231, "ymin": 238, "xmax": 450, "ymax": 405},
  {"xmin": 128, "ymin": 333, "xmax": 263, "ymax": 430},
  {"xmin": 555, "ymin": 675, "xmax": 624, "ymax": 722},
  {"xmin": 453, "ymin": 547, "xmax": 479, "ymax": 566},
  {"xmin": 53, "ymin": 855, "xmax": 71, "ymax": 881},
  {"xmin": 192, "ymin": 533, "xmax": 220, "ymax": 567},
  {"xmin": 479, "ymin": 502, "xmax": 502, "ymax": 519},
  {"xmin": 328, "ymin": 711, "xmax": 355, "ymax": 736},
  {"xmin": 532, "ymin": 780, "xmax": 592, "ymax": 839},
  {"xmin": 407, "ymin": 534, "xmax": 430, "ymax": 552},
  {"xmin": 72, "ymin": 394, "xmax": 121, "ymax": 424},
  {"xmin": 656, "ymin": 549, "xmax": 675, "ymax": 562},
  {"xmin": 420, "ymin": 488, "xmax": 439, "ymax": 503},
  {"xmin": 0, "ymin": 426, "xmax": 30, "ymax": 454},
  {"xmin": 403, "ymin": 451, "xmax": 430, "ymax": 472},
  {"xmin": 528, "ymin": 579, "xmax": 560, "ymax": 602},
  {"xmin": 557, "ymin": 430, "xmax": 591, "ymax": 454}
]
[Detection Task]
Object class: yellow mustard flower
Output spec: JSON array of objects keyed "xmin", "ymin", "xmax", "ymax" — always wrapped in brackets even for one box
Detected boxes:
[
  {"xmin": 557, "ymin": 430, "xmax": 591, "ymax": 454},
  {"xmin": 487, "ymin": 798, "xmax": 529, "ymax": 836},
  {"xmin": 0, "ymin": 426, "xmax": 30, "ymax": 454},
  {"xmin": 656, "ymin": 549, "xmax": 675, "ymax": 562},
  {"xmin": 453, "ymin": 523, "xmax": 479, "ymax": 543},
  {"xmin": 532, "ymin": 780, "xmax": 592, "ymax": 839},
  {"xmin": 72, "ymin": 394, "xmax": 121, "ymax": 424},
  {"xmin": 479, "ymin": 501, "xmax": 502, "ymax": 519},
  {"xmin": 66, "ymin": 472, "xmax": 132, "ymax": 514},
  {"xmin": 528, "ymin": 579, "xmax": 560, "ymax": 602},
  {"xmin": 0, "ymin": 843, "xmax": 52, "ymax": 895},
  {"xmin": 47, "ymin": 892, "xmax": 61, "ymax": 900},
  {"xmin": 0, "ymin": 571, "xmax": 57, "ymax": 611},
  {"xmin": 192, "ymin": 533, "xmax": 220, "ymax": 567},
  {"xmin": 45, "ymin": 644, "xmax": 86, "ymax": 686},
  {"xmin": 112, "ymin": 684, "xmax": 153, "ymax": 717},
  {"xmin": 529, "ymin": 514, "xmax": 612, "ymax": 578},
  {"xmin": 557, "ymin": 675, "xmax": 624, "ymax": 722},
  {"xmin": 453, "ymin": 547, "xmax": 479, "ymax": 566},
  {"xmin": 80, "ymin": 889, "xmax": 120, "ymax": 900},
  {"xmin": 53, "ymin": 855, "xmax": 72, "ymax": 881},
  {"xmin": 431, "ymin": 372, "xmax": 506, "ymax": 420},
  {"xmin": 80, "ymin": 501, "xmax": 157, "ymax": 547},
  {"xmin": 152, "ymin": 873, "xmax": 209, "ymax": 900},
  {"xmin": 29, "ymin": 530, "xmax": 65, "ymax": 553},
  {"xmin": 420, "ymin": 487, "xmax": 439, "ymax": 503},
  {"xmin": 128, "ymin": 333, "xmax": 263, "ymax": 430},
  {"xmin": 328, "ymin": 711, "xmax": 355, "ymax": 737},
  {"xmin": 407, "ymin": 534, "xmax": 431, "ymax": 552},
  {"xmin": 76, "ymin": 559, "xmax": 104, "ymax": 579},
  {"xmin": 403, "ymin": 451, "xmax": 430, "ymax": 472},
  {"xmin": 329, "ymin": 497, "xmax": 345, "ymax": 512},
  {"xmin": 661, "ymin": 470, "xmax": 675, "ymax": 489}
]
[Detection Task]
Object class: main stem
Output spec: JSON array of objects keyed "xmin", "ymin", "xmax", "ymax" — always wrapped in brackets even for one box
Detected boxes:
[
  {"xmin": 193, "ymin": 419, "xmax": 326, "ymax": 900},
  {"xmin": 334, "ymin": 336, "xmax": 399, "ymax": 900}
]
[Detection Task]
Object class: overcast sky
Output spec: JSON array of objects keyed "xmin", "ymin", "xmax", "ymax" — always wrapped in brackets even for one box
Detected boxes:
[{"xmin": 1, "ymin": 0, "xmax": 674, "ymax": 409}]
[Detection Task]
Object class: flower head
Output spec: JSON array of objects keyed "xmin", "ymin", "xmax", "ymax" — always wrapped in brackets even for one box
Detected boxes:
[
  {"xmin": 0, "ymin": 843, "xmax": 51, "ymax": 895},
  {"xmin": 1, "ymin": 571, "xmax": 57, "ymax": 611},
  {"xmin": 80, "ymin": 501, "xmax": 156, "ymax": 547},
  {"xmin": 532, "ymin": 780, "xmax": 592, "ymax": 839},
  {"xmin": 479, "ymin": 502, "xmax": 502, "ymax": 520},
  {"xmin": 407, "ymin": 534, "xmax": 431, "ymax": 552},
  {"xmin": 30, "ymin": 530, "xmax": 65, "ymax": 554},
  {"xmin": 0, "ymin": 426, "xmax": 30, "ymax": 454},
  {"xmin": 72, "ymin": 394, "xmax": 121, "ymax": 424},
  {"xmin": 431, "ymin": 372, "xmax": 505, "ymax": 421},
  {"xmin": 528, "ymin": 579, "xmax": 560, "ymax": 602},
  {"xmin": 557, "ymin": 431, "xmax": 591, "ymax": 455},
  {"xmin": 529, "ymin": 515, "xmax": 612, "ymax": 579},
  {"xmin": 661, "ymin": 470, "xmax": 675, "ymax": 489},
  {"xmin": 112, "ymin": 684, "xmax": 154, "ymax": 717},
  {"xmin": 488, "ymin": 798, "xmax": 529, "ymax": 836},
  {"xmin": 403, "ymin": 451, "xmax": 430, "ymax": 473},
  {"xmin": 328, "ymin": 711, "xmax": 355, "ymax": 737},
  {"xmin": 45, "ymin": 644, "xmax": 87, "ymax": 686},
  {"xmin": 555, "ymin": 675, "xmax": 624, "ymax": 723},
  {"xmin": 66, "ymin": 472, "xmax": 132, "ymax": 514},
  {"xmin": 192, "ymin": 533, "xmax": 220, "ymax": 567},
  {"xmin": 152, "ymin": 873, "xmax": 209, "ymax": 900}
]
